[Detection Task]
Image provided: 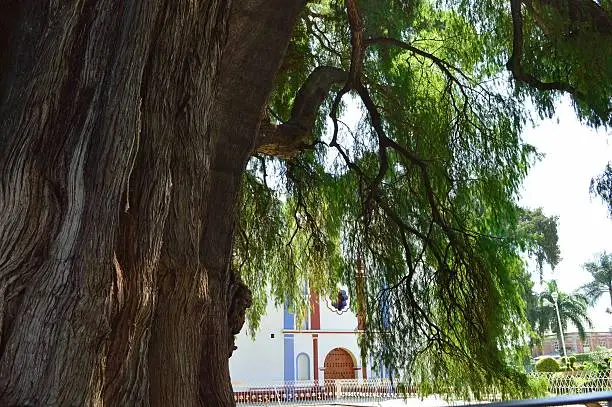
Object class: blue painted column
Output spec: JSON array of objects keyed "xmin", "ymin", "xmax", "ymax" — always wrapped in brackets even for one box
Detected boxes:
[
  {"xmin": 283, "ymin": 303, "xmax": 296, "ymax": 401},
  {"xmin": 283, "ymin": 303, "xmax": 295, "ymax": 381}
]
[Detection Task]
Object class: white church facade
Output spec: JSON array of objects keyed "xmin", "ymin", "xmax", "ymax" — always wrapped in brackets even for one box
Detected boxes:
[{"xmin": 229, "ymin": 287, "xmax": 390, "ymax": 386}]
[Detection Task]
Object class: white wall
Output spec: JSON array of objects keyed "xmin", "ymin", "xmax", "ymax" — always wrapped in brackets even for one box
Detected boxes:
[
  {"xmin": 319, "ymin": 286, "xmax": 361, "ymax": 331},
  {"xmin": 293, "ymin": 334, "xmax": 313, "ymax": 380},
  {"xmin": 230, "ymin": 286, "xmax": 371, "ymax": 384},
  {"xmin": 229, "ymin": 300, "xmax": 284, "ymax": 385}
]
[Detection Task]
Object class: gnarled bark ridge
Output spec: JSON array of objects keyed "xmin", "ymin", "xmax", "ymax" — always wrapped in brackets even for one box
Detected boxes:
[{"xmin": 0, "ymin": 0, "xmax": 303, "ymax": 405}]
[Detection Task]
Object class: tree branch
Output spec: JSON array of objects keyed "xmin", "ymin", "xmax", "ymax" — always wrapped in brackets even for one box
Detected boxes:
[
  {"xmin": 305, "ymin": 16, "xmax": 343, "ymax": 59},
  {"xmin": 507, "ymin": 0, "xmax": 584, "ymax": 95},
  {"xmin": 365, "ymin": 37, "xmax": 465, "ymax": 85},
  {"xmin": 364, "ymin": 36, "xmax": 472, "ymax": 104},
  {"xmin": 254, "ymin": 66, "xmax": 347, "ymax": 158},
  {"xmin": 329, "ymin": 0, "xmax": 366, "ymax": 149},
  {"xmin": 345, "ymin": 0, "xmax": 365, "ymax": 87}
]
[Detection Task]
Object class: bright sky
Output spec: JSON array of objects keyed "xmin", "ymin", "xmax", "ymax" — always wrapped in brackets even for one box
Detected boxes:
[{"xmin": 518, "ymin": 99, "xmax": 612, "ymax": 332}]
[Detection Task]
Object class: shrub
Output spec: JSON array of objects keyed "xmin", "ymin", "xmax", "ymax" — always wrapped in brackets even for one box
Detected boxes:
[
  {"xmin": 584, "ymin": 348, "xmax": 612, "ymax": 373},
  {"xmin": 535, "ymin": 357, "xmax": 561, "ymax": 372},
  {"xmin": 527, "ymin": 375, "xmax": 549, "ymax": 397},
  {"xmin": 559, "ymin": 356, "xmax": 577, "ymax": 371},
  {"xmin": 574, "ymin": 353, "xmax": 592, "ymax": 363}
]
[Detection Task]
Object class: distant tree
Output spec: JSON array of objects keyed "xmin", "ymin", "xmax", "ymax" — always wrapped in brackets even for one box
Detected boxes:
[
  {"xmin": 517, "ymin": 207, "xmax": 561, "ymax": 282},
  {"xmin": 514, "ymin": 208, "xmax": 561, "ymax": 347},
  {"xmin": 580, "ymin": 252, "xmax": 612, "ymax": 309},
  {"xmin": 532, "ymin": 281, "xmax": 593, "ymax": 345}
]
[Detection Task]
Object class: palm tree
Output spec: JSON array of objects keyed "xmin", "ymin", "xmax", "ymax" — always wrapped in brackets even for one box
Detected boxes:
[
  {"xmin": 580, "ymin": 252, "xmax": 612, "ymax": 309},
  {"xmin": 531, "ymin": 280, "xmax": 593, "ymax": 348}
]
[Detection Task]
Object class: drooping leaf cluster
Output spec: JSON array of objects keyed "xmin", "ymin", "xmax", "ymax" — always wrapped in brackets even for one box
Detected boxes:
[
  {"xmin": 514, "ymin": 0, "xmax": 612, "ymax": 126},
  {"xmin": 233, "ymin": 0, "xmax": 610, "ymax": 399},
  {"xmin": 451, "ymin": 0, "xmax": 612, "ymax": 126},
  {"xmin": 234, "ymin": 160, "xmax": 347, "ymax": 332},
  {"xmin": 591, "ymin": 163, "xmax": 612, "ymax": 216}
]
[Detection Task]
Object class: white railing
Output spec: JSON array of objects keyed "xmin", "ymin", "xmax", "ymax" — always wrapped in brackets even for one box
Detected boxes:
[
  {"xmin": 233, "ymin": 378, "xmax": 414, "ymax": 405},
  {"xmin": 529, "ymin": 372, "xmax": 612, "ymax": 395},
  {"xmin": 233, "ymin": 374, "xmax": 612, "ymax": 405}
]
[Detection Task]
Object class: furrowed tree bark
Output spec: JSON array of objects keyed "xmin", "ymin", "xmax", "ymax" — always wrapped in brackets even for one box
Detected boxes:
[
  {"xmin": 105, "ymin": 1, "xmax": 232, "ymax": 405},
  {"xmin": 0, "ymin": 0, "xmax": 304, "ymax": 406},
  {"xmin": 0, "ymin": 1, "xmax": 161, "ymax": 404}
]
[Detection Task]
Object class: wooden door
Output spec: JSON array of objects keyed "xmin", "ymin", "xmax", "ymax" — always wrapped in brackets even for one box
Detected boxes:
[{"xmin": 323, "ymin": 348, "xmax": 355, "ymax": 379}]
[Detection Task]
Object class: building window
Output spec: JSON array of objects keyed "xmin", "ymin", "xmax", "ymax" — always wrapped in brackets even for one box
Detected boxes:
[
  {"xmin": 332, "ymin": 290, "xmax": 349, "ymax": 311},
  {"xmin": 296, "ymin": 353, "xmax": 310, "ymax": 381}
]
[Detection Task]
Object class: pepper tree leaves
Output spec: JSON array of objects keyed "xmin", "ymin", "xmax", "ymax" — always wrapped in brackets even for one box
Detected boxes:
[{"xmin": 233, "ymin": 0, "xmax": 609, "ymax": 399}]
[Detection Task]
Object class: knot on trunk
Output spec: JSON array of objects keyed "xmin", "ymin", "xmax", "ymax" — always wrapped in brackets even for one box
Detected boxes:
[{"xmin": 227, "ymin": 269, "xmax": 252, "ymax": 357}]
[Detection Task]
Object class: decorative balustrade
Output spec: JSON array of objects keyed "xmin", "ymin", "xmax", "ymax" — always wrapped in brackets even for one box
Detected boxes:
[
  {"xmin": 233, "ymin": 378, "xmax": 412, "ymax": 405},
  {"xmin": 233, "ymin": 373, "xmax": 612, "ymax": 405},
  {"xmin": 529, "ymin": 371, "xmax": 612, "ymax": 395}
]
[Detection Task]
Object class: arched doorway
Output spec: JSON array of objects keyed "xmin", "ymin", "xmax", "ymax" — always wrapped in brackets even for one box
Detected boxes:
[{"xmin": 323, "ymin": 348, "xmax": 355, "ymax": 379}]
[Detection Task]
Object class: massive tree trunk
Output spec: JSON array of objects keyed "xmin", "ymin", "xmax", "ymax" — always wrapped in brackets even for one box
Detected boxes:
[{"xmin": 0, "ymin": 0, "xmax": 304, "ymax": 405}]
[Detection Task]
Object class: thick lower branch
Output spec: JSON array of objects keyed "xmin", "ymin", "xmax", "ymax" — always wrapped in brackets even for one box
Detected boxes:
[
  {"xmin": 254, "ymin": 121, "xmax": 313, "ymax": 159},
  {"xmin": 254, "ymin": 66, "xmax": 346, "ymax": 158}
]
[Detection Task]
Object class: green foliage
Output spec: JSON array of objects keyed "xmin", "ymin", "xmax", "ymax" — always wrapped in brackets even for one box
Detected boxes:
[
  {"xmin": 591, "ymin": 163, "xmax": 612, "ymax": 216},
  {"xmin": 558, "ymin": 356, "xmax": 576, "ymax": 370},
  {"xmin": 515, "ymin": 208, "xmax": 561, "ymax": 350},
  {"xmin": 528, "ymin": 280, "xmax": 593, "ymax": 344},
  {"xmin": 573, "ymin": 350, "xmax": 612, "ymax": 373},
  {"xmin": 584, "ymin": 347, "xmax": 612, "ymax": 373},
  {"xmin": 516, "ymin": 208, "xmax": 561, "ymax": 282},
  {"xmin": 527, "ymin": 374, "xmax": 549, "ymax": 397},
  {"xmin": 573, "ymin": 352, "xmax": 593, "ymax": 363},
  {"xmin": 535, "ymin": 357, "xmax": 560, "ymax": 372},
  {"xmin": 448, "ymin": 0, "xmax": 612, "ymax": 126},
  {"xmin": 579, "ymin": 252, "xmax": 612, "ymax": 308},
  {"xmin": 233, "ymin": 0, "xmax": 611, "ymax": 399},
  {"xmin": 518, "ymin": 5, "xmax": 612, "ymax": 127}
]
